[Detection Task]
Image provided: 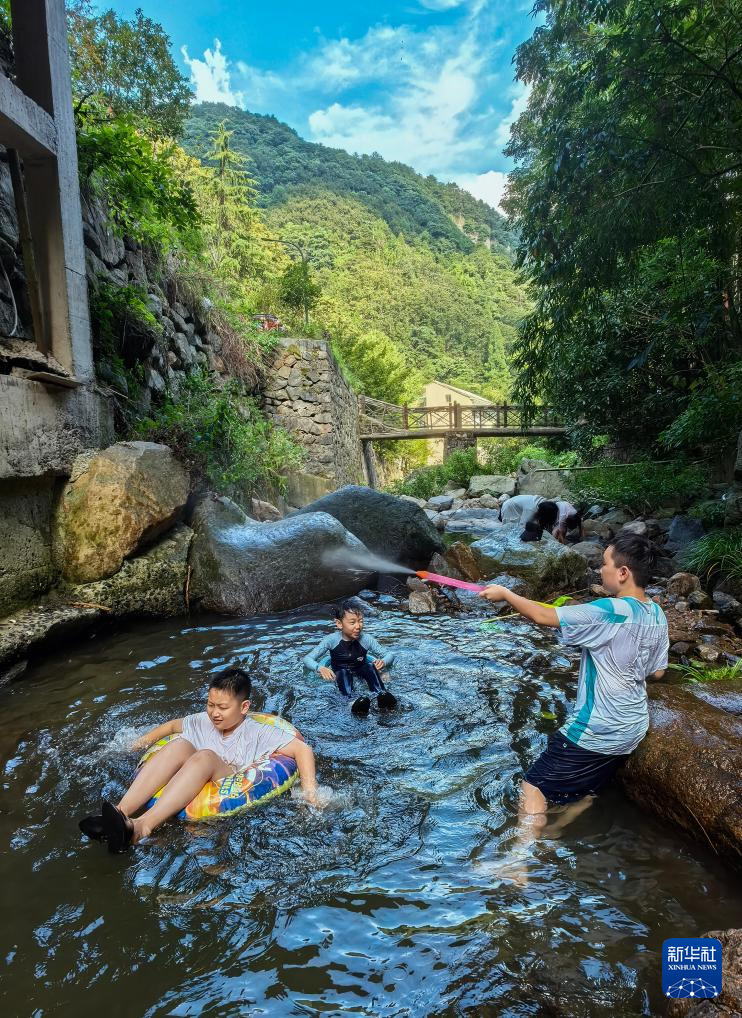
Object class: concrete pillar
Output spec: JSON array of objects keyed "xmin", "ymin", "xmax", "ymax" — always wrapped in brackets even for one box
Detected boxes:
[{"xmin": 8, "ymin": 0, "xmax": 93, "ymax": 379}]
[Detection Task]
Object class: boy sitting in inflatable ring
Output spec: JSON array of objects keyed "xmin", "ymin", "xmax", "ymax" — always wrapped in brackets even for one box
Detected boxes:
[{"xmin": 79, "ymin": 667, "xmax": 318, "ymax": 852}]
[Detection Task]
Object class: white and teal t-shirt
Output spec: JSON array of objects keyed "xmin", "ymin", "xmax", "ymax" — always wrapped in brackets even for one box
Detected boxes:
[{"xmin": 555, "ymin": 597, "xmax": 669, "ymax": 756}]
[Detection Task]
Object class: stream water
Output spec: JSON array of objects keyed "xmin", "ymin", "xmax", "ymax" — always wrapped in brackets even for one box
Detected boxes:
[{"xmin": 0, "ymin": 589, "xmax": 739, "ymax": 1017}]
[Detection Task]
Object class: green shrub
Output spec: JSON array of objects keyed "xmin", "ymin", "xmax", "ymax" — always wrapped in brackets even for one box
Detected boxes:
[
  {"xmin": 682, "ymin": 528, "xmax": 742, "ymax": 584},
  {"xmin": 669, "ymin": 659, "xmax": 742, "ymax": 683},
  {"xmin": 390, "ymin": 448, "xmax": 484, "ymax": 500},
  {"xmin": 480, "ymin": 439, "xmax": 578, "ymax": 475},
  {"xmin": 687, "ymin": 500, "xmax": 726, "ymax": 530},
  {"xmin": 135, "ymin": 372, "xmax": 304, "ymax": 497},
  {"xmin": 89, "ymin": 279, "xmax": 162, "ymax": 354},
  {"xmin": 76, "ymin": 105, "xmax": 199, "ymax": 250},
  {"xmin": 570, "ymin": 460, "xmax": 708, "ymax": 514}
]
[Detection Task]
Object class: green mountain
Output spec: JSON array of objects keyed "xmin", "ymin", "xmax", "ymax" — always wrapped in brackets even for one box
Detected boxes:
[
  {"xmin": 183, "ymin": 103, "xmax": 515, "ymax": 257},
  {"xmin": 182, "ymin": 102, "xmax": 527, "ymax": 403}
]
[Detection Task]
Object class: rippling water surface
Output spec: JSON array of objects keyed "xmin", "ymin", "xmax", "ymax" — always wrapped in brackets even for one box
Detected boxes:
[{"xmin": 0, "ymin": 590, "xmax": 739, "ymax": 1016}]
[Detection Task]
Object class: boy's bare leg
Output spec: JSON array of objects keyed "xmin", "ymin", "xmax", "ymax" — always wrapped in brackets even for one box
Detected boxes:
[
  {"xmin": 541, "ymin": 795, "xmax": 595, "ymax": 838},
  {"xmin": 518, "ymin": 780, "xmax": 548, "ymax": 837},
  {"xmin": 118, "ymin": 739, "xmax": 196, "ymax": 817},
  {"xmin": 129, "ymin": 749, "xmax": 233, "ymax": 842}
]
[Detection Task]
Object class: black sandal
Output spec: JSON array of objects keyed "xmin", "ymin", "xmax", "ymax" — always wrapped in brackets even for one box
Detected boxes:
[
  {"xmin": 102, "ymin": 800, "xmax": 134, "ymax": 854},
  {"xmin": 78, "ymin": 815, "xmax": 106, "ymax": 842}
]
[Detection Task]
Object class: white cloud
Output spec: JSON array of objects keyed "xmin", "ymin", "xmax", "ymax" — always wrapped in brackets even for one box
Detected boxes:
[
  {"xmin": 307, "ymin": 31, "xmax": 490, "ymax": 175},
  {"xmin": 181, "ymin": 38, "xmax": 244, "ymax": 106},
  {"xmin": 418, "ymin": 0, "xmax": 469, "ymax": 9},
  {"xmin": 494, "ymin": 83, "xmax": 530, "ymax": 149},
  {"xmin": 455, "ymin": 170, "xmax": 509, "ymax": 211}
]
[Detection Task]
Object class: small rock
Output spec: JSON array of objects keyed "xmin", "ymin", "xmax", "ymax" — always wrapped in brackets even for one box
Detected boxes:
[
  {"xmin": 583, "ymin": 519, "xmax": 614, "ymax": 541},
  {"xmin": 428, "ymin": 495, "xmax": 454, "ymax": 511},
  {"xmin": 670, "ymin": 642, "xmax": 691, "ymax": 656},
  {"xmin": 698, "ymin": 644, "xmax": 720, "ymax": 663},
  {"xmin": 665, "ymin": 515, "xmax": 705, "ymax": 555},
  {"xmin": 713, "ymin": 590, "xmax": 742, "ymax": 620},
  {"xmin": 601, "ymin": 509, "xmax": 631, "ymax": 526},
  {"xmin": 570, "ymin": 540, "xmax": 604, "ymax": 569},
  {"xmin": 667, "ymin": 572, "xmax": 702, "ymax": 598},
  {"xmin": 591, "ymin": 583, "xmax": 609, "ymax": 596},
  {"xmin": 408, "ymin": 587, "xmax": 437, "ymax": 614},
  {"xmin": 399, "ymin": 495, "xmax": 427, "ymax": 508},
  {"xmin": 250, "ymin": 498, "xmax": 281, "ymax": 522},
  {"xmin": 621, "ymin": 520, "xmax": 647, "ymax": 536},
  {"xmin": 468, "ymin": 474, "xmax": 516, "ymax": 498},
  {"xmin": 443, "ymin": 485, "xmax": 467, "ymax": 498},
  {"xmin": 406, "ymin": 575, "xmax": 428, "ymax": 592},
  {"xmin": 687, "ymin": 589, "xmax": 713, "ymax": 610},
  {"xmin": 675, "ymin": 601, "xmax": 689, "ymax": 613},
  {"xmin": 445, "ymin": 542, "xmax": 481, "ymax": 582}
]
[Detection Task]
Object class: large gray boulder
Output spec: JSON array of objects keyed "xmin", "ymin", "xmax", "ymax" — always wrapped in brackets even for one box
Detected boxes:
[
  {"xmin": 54, "ymin": 441, "xmax": 189, "ymax": 583},
  {"xmin": 471, "ymin": 525, "xmax": 588, "ymax": 597},
  {"xmin": 517, "ymin": 458, "xmax": 574, "ymax": 500},
  {"xmin": 444, "ymin": 508, "xmax": 503, "ymax": 536},
  {"xmin": 467, "ymin": 474, "xmax": 515, "ymax": 498},
  {"xmin": 666, "ymin": 515, "xmax": 705, "ymax": 556},
  {"xmin": 190, "ymin": 495, "xmax": 374, "ymax": 614},
  {"xmin": 293, "ymin": 485, "xmax": 443, "ymax": 569}
]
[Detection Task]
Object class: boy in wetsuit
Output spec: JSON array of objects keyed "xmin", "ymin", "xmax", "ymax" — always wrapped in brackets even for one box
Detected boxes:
[{"xmin": 303, "ymin": 600, "xmax": 398, "ymax": 716}]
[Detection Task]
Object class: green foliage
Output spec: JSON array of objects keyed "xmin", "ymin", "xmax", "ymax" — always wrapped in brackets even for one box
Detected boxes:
[
  {"xmin": 570, "ymin": 461, "xmax": 709, "ymax": 514},
  {"xmin": 135, "ymin": 372, "xmax": 304, "ymax": 496},
  {"xmin": 89, "ymin": 278, "xmax": 162, "ymax": 358},
  {"xmin": 184, "ymin": 104, "xmax": 516, "ymax": 256},
  {"xmin": 687, "ymin": 500, "xmax": 727, "ymax": 530},
  {"xmin": 390, "ymin": 448, "xmax": 484, "ymax": 501},
  {"xmin": 263, "ymin": 191, "xmax": 524, "ymax": 400},
  {"xmin": 506, "ymin": 2, "xmax": 742, "ymax": 453},
  {"xmin": 278, "ymin": 261, "xmax": 321, "ymax": 324},
  {"xmin": 682, "ymin": 528, "xmax": 742, "ymax": 584},
  {"xmin": 76, "ymin": 106, "xmax": 199, "ymax": 249},
  {"xmin": 67, "ymin": 2, "xmax": 191, "ymax": 138},
  {"xmin": 480, "ymin": 440, "xmax": 578, "ymax": 475},
  {"xmin": 670, "ymin": 659, "xmax": 742, "ymax": 683},
  {"xmin": 660, "ymin": 361, "xmax": 742, "ymax": 455}
]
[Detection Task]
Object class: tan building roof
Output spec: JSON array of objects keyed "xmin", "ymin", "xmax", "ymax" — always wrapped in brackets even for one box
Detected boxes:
[{"xmin": 423, "ymin": 380, "xmax": 491, "ymax": 405}]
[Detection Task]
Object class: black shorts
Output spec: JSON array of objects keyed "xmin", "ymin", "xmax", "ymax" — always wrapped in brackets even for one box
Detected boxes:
[{"xmin": 524, "ymin": 732, "xmax": 629, "ymax": 805}]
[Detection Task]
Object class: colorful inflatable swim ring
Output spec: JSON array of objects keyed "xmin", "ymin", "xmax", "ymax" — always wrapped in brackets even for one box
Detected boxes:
[{"xmin": 138, "ymin": 712, "xmax": 302, "ymax": 821}]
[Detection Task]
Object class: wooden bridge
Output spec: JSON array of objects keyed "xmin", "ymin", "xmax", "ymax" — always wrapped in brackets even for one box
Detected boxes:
[{"xmin": 358, "ymin": 396, "xmax": 566, "ymax": 440}]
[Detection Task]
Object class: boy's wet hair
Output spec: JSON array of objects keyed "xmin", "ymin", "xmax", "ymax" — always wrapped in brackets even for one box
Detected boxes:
[
  {"xmin": 209, "ymin": 666, "xmax": 251, "ymax": 701},
  {"xmin": 535, "ymin": 501, "xmax": 559, "ymax": 529},
  {"xmin": 334, "ymin": 598, "xmax": 364, "ymax": 621},
  {"xmin": 608, "ymin": 533, "xmax": 656, "ymax": 588}
]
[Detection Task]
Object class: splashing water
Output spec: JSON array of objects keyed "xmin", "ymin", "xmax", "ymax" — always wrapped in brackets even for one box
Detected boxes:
[{"xmin": 321, "ymin": 546, "xmax": 415, "ymax": 575}]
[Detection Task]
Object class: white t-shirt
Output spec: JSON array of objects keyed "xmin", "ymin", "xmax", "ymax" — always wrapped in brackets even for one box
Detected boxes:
[
  {"xmin": 555, "ymin": 597, "xmax": 669, "ymax": 755},
  {"xmin": 555, "ymin": 499, "xmax": 578, "ymax": 527},
  {"xmin": 181, "ymin": 712, "xmax": 294, "ymax": 770},
  {"xmin": 499, "ymin": 494, "xmax": 543, "ymax": 524}
]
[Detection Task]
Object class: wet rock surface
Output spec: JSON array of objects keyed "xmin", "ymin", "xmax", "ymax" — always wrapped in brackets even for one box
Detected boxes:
[
  {"xmin": 471, "ymin": 526, "xmax": 588, "ymax": 598},
  {"xmin": 54, "ymin": 442, "xmax": 189, "ymax": 584},
  {"xmin": 620, "ymin": 682, "xmax": 742, "ymax": 872},
  {"xmin": 294, "ymin": 485, "xmax": 444, "ymax": 568},
  {"xmin": 190, "ymin": 495, "xmax": 375, "ymax": 614}
]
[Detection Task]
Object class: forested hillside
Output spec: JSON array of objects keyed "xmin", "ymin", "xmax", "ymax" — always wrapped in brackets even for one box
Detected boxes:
[
  {"xmin": 182, "ymin": 102, "xmax": 528, "ymax": 404},
  {"xmin": 184, "ymin": 103, "xmax": 515, "ymax": 256}
]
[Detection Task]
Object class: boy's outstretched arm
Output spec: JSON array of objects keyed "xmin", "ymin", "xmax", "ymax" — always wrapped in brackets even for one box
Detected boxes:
[
  {"xmin": 363, "ymin": 634, "xmax": 395, "ymax": 670},
  {"xmin": 130, "ymin": 718, "xmax": 183, "ymax": 751},
  {"xmin": 479, "ymin": 584, "xmax": 560, "ymax": 627},
  {"xmin": 281, "ymin": 738, "xmax": 318, "ymax": 804}
]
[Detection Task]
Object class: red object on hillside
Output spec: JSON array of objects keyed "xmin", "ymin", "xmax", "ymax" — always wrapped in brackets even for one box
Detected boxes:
[{"xmin": 253, "ymin": 313, "xmax": 285, "ymax": 332}]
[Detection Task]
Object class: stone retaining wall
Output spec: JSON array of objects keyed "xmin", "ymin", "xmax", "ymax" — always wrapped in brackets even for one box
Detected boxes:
[{"xmin": 264, "ymin": 338, "xmax": 365, "ymax": 505}]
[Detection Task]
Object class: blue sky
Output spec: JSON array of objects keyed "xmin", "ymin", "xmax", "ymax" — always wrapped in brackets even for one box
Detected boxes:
[{"xmin": 100, "ymin": 1, "xmax": 537, "ymax": 210}]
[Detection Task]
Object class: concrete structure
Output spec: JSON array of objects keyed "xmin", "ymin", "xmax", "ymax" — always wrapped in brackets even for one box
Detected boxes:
[{"xmin": 0, "ymin": 1, "xmax": 112, "ymax": 615}]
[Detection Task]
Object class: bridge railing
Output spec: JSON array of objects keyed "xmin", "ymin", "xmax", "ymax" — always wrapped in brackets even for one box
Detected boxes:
[{"xmin": 358, "ymin": 396, "xmax": 561, "ymax": 435}]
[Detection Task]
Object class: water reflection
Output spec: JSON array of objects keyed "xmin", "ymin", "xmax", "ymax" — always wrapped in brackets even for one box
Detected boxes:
[{"xmin": 0, "ymin": 595, "xmax": 738, "ymax": 1016}]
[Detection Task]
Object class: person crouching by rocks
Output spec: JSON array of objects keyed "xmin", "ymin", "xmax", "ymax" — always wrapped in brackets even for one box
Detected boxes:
[{"xmin": 480, "ymin": 533, "xmax": 668, "ymax": 835}]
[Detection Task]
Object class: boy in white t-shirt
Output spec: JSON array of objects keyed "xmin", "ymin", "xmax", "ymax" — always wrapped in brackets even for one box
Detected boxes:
[
  {"xmin": 80, "ymin": 667, "xmax": 318, "ymax": 852},
  {"xmin": 480, "ymin": 532, "xmax": 668, "ymax": 831}
]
